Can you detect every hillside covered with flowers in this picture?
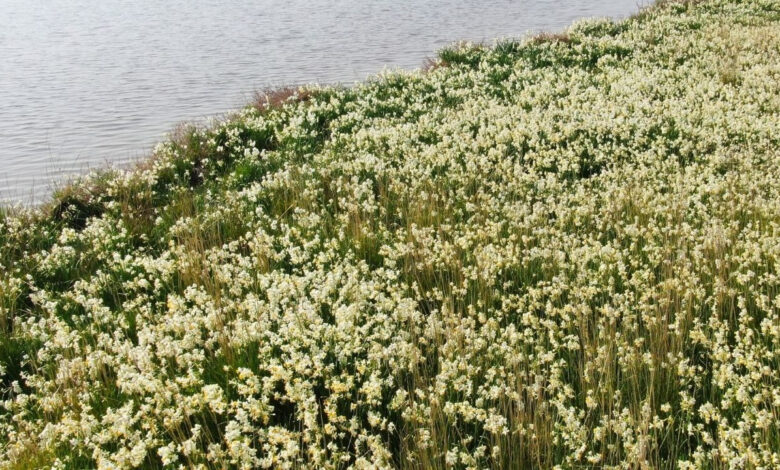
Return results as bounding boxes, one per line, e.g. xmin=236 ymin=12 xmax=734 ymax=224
xmin=1 ymin=0 xmax=779 ymax=468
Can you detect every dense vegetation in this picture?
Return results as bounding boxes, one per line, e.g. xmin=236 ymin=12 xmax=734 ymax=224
xmin=1 ymin=0 xmax=779 ymax=468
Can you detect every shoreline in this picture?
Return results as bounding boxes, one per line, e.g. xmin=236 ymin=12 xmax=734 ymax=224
xmin=0 ymin=4 xmax=653 ymax=210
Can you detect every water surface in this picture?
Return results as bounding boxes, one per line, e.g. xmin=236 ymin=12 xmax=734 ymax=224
xmin=0 ymin=0 xmax=645 ymax=204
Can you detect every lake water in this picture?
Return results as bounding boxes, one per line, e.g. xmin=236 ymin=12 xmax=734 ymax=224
xmin=0 ymin=0 xmax=645 ymax=204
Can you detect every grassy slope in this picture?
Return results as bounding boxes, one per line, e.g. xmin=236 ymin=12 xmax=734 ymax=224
xmin=1 ymin=0 xmax=780 ymax=468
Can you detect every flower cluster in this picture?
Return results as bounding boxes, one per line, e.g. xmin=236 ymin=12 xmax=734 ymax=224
xmin=1 ymin=0 xmax=779 ymax=468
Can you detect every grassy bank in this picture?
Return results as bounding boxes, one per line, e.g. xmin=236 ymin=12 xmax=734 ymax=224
xmin=2 ymin=0 xmax=780 ymax=468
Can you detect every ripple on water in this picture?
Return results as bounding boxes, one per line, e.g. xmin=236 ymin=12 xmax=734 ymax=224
xmin=0 ymin=0 xmax=647 ymax=205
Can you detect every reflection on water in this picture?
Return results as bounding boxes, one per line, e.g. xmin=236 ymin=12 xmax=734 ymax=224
xmin=0 ymin=0 xmax=644 ymax=203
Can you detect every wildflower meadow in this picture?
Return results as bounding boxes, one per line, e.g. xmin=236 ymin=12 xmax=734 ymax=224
xmin=1 ymin=0 xmax=779 ymax=468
